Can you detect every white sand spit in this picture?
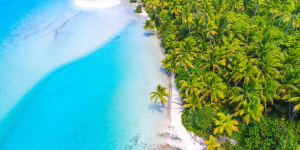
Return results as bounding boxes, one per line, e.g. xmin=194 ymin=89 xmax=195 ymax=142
xmin=73 ymin=0 xmax=121 ymax=9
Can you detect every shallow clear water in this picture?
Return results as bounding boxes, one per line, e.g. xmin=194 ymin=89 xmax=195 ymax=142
xmin=0 ymin=0 xmax=130 ymax=116
xmin=0 ymin=0 xmax=168 ymax=149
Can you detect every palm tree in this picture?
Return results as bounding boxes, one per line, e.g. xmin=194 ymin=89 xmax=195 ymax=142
xmin=230 ymin=58 xmax=259 ymax=86
xmin=162 ymin=50 xmax=178 ymax=73
xmin=234 ymin=99 xmax=264 ymax=125
xmin=256 ymin=54 xmax=281 ymax=82
xmin=170 ymin=4 xmax=182 ymax=16
xmin=150 ymin=84 xmax=170 ymax=106
xmin=145 ymin=0 xmax=158 ymax=10
xmin=179 ymin=78 xmax=200 ymax=97
xmin=142 ymin=0 xmax=300 ymax=142
xmin=204 ymin=135 xmax=220 ymax=150
xmin=199 ymin=73 xmax=227 ymax=104
xmin=183 ymin=94 xmax=203 ymax=111
xmin=229 ymin=0 xmax=245 ymax=11
xmin=144 ymin=20 xmax=156 ymax=31
xmin=260 ymin=79 xmax=280 ymax=111
xmin=229 ymin=80 xmax=262 ymax=111
xmin=181 ymin=12 xmax=194 ymax=35
xmin=199 ymin=49 xmax=227 ymax=72
xmin=278 ymin=63 xmax=299 ymax=118
xmin=175 ymin=50 xmax=195 ymax=71
xmin=289 ymin=97 xmax=300 ymax=112
xmin=213 ymin=113 xmax=239 ymax=136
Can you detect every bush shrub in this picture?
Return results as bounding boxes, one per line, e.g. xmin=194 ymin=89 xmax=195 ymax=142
xmin=194 ymin=106 xmax=216 ymax=131
xmin=182 ymin=106 xmax=216 ymax=138
xmin=241 ymin=117 xmax=299 ymax=150
xmin=135 ymin=5 xmax=142 ymax=13
xmin=221 ymin=141 xmax=244 ymax=150
xmin=130 ymin=0 xmax=137 ymax=3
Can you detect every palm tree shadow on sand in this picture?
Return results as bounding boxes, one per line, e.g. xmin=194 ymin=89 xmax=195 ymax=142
xmin=143 ymin=32 xmax=155 ymax=37
xmin=160 ymin=67 xmax=170 ymax=76
xmin=148 ymin=104 xmax=164 ymax=113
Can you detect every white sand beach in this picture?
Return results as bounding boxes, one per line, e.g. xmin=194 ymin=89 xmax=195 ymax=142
xmin=128 ymin=2 xmax=207 ymax=149
xmin=167 ymin=73 xmax=205 ymax=150
xmin=73 ymin=0 xmax=121 ymax=9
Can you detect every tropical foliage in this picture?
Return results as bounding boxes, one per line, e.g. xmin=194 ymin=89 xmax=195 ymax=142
xmin=182 ymin=106 xmax=216 ymax=138
xmin=145 ymin=0 xmax=300 ymax=148
xmin=240 ymin=117 xmax=299 ymax=150
xmin=213 ymin=113 xmax=238 ymax=136
xmin=204 ymin=135 xmax=220 ymax=150
xmin=135 ymin=5 xmax=142 ymax=13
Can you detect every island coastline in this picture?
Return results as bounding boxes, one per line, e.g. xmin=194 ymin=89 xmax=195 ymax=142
xmin=129 ymin=1 xmax=206 ymax=149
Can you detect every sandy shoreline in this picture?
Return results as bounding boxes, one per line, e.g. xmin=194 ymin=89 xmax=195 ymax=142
xmin=166 ymin=73 xmax=205 ymax=150
xmin=128 ymin=1 xmax=206 ymax=149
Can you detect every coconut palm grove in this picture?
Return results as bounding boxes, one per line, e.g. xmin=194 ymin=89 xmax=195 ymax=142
xmin=144 ymin=0 xmax=300 ymax=149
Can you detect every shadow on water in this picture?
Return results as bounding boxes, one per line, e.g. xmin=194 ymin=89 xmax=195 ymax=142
xmin=148 ymin=104 xmax=164 ymax=113
xmin=160 ymin=67 xmax=170 ymax=76
xmin=143 ymin=32 xmax=155 ymax=37
xmin=124 ymin=134 xmax=158 ymax=150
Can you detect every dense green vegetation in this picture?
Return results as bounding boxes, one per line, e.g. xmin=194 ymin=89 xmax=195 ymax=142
xmin=240 ymin=117 xmax=299 ymax=150
xmin=135 ymin=5 xmax=143 ymax=13
xmin=130 ymin=0 xmax=137 ymax=3
xmin=144 ymin=0 xmax=300 ymax=149
xmin=182 ymin=106 xmax=216 ymax=138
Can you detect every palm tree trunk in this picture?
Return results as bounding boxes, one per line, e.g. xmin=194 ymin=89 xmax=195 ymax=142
xmin=253 ymin=1 xmax=260 ymax=23
xmin=168 ymin=72 xmax=172 ymax=119
xmin=291 ymin=110 xmax=298 ymax=120
xmin=204 ymin=14 xmax=208 ymax=29
xmin=254 ymin=3 xmax=259 ymax=17
xmin=270 ymin=11 xmax=273 ymax=19
xmin=209 ymin=32 xmax=214 ymax=50
xmin=278 ymin=14 xmax=283 ymax=27
xmin=151 ymin=8 xmax=163 ymax=22
xmin=155 ymin=11 xmax=163 ymax=22
xmin=278 ymin=15 xmax=295 ymax=47
xmin=292 ymin=25 xmax=296 ymax=33
xmin=264 ymin=104 xmax=267 ymax=115
xmin=288 ymin=102 xmax=291 ymax=119
xmin=169 ymin=101 xmax=182 ymax=105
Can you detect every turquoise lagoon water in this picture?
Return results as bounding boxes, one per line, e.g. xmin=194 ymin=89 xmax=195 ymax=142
xmin=0 ymin=0 xmax=168 ymax=149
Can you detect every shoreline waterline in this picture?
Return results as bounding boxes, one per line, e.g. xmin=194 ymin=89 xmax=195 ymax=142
xmin=129 ymin=2 xmax=206 ymax=149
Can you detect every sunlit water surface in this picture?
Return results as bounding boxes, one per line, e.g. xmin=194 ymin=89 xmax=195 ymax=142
xmin=0 ymin=0 xmax=168 ymax=149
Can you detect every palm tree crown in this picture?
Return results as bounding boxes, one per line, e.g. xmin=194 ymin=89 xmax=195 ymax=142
xmin=150 ymin=84 xmax=170 ymax=106
xmin=213 ymin=113 xmax=239 ymax=136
